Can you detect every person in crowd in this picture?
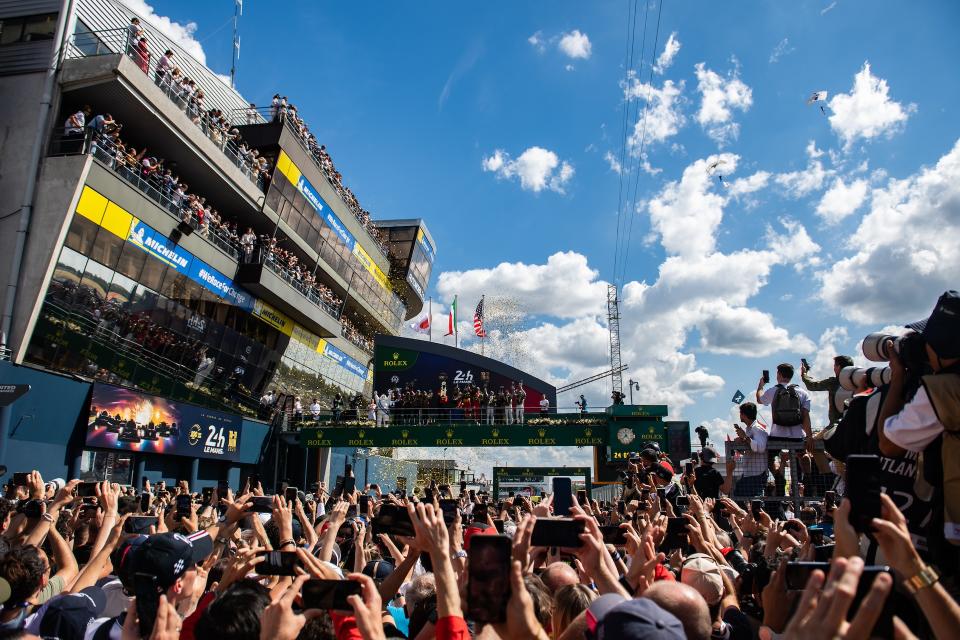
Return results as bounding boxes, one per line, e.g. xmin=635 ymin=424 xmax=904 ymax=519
xmin=576 ymin=394 xmax=587 ymax=415
xmin=539 ymin=394 xmax=550 ymax=416
xmin=155 ymin=49 xmax=174 ymax=86
xmin=689 ymin=445 xmax=724 ymax=500
xmin=695 ymin=424 xmax=709 ymax=449
xmin=757 ymin=362 xmax=813 ymax=451
xmin=376 ymin=391 xmax=391 ymax=428
xmin=724 ymin=402 xmax=770 ymax=498
xmin=62 ymin=105 xmax=90 ymax=153
xmin=801 ymin=354 xmax=854 ymax=426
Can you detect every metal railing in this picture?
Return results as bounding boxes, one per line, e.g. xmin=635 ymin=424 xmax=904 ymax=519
xmin=287 ymin=407 xmax=604 ymax=428
xmin=241 ymin=248 xmax=344 ymax=321
xmin=65 ymin=27 xmax=267 ymax=192
xmin=230 ymin=106 xmax=389 ymax=258
xmin=54 ymin=132 xmax=242 ymax=261
xmin=724 ymin=438 xmax=836 ymax=502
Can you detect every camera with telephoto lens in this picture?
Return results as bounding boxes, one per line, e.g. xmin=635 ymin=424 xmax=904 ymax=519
xmin=837 ymin=366 xmax=892 ymax=391
xmin=862 ymin=331 xmax=927 ymax=370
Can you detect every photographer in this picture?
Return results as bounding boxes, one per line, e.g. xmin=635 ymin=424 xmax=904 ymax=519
xmin=727 ymin=402 xmax=770 ymax=498
xmin=801 ymin=354 xmax=854 ymax=426
xmin=878 ymin=291 xmax=960 ymax=550
xmin=756 ymin=363 xmax=813 ymax=452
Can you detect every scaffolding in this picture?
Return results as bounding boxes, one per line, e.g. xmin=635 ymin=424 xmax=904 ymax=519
xmin=607 ymin=284 xmax=624 ymax=396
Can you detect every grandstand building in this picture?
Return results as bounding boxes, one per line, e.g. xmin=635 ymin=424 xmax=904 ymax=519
xmin=0 ymin=0 xmax=434 ymax=488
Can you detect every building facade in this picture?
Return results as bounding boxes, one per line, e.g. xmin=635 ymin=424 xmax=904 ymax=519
xmin=0 ymin=0 xmax=434 ymax=488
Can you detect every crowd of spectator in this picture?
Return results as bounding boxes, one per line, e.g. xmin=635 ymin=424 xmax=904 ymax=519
xmin=367 ymin=383 xmax=532 ymax=427
xmin=122 ymin=18 xmax=272 ymax=189
xmin=255 ymin=236 xmax=345 ymax=314
xmin=341 ymin=315 xmax=375 ymax=353
xmin=268 ymin=95 xmax=390 ymax=255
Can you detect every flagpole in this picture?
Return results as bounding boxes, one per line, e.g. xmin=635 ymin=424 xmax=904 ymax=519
xmin=429 ymin=297 xmax=433 ymax=342
xmin=454 ymin=295 xmax=459 ymax=349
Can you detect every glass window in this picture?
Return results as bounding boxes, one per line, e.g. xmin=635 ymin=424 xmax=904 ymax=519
xmin=88 ymin=227 xmax=125 ymax=271
xmin=79 ymin=259 xmax=115 ymax=304
xmin=115 ymin=240 xmax=147 ymax=282
xmin=22 ymin=14 xmax=56 ymax=41
xmin=139 ymin=256 xmax=167 ymax=292
xmin=65 ymin=215 xmax=99 ymax=255
xmin=107 ymin=271 xmax=137 ymax=306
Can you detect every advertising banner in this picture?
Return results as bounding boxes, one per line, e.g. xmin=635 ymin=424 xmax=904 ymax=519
xmin=86 ymin=383 xmax=242 ymax=461
xmin=607 ymin=420 xmax=668 ymax=462
xmin=300 ymin=423 xmax=607 ymax=448
xmin=416 ymin=228 xmax=435 ymax=263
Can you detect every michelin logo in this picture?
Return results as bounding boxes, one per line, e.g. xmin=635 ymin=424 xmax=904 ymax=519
xmin=144 ymin=235 xmax=189 ymax=269
xmin=297 ymin=177 xmax=325 ymax=213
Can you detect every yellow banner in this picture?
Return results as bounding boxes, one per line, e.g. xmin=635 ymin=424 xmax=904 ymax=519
xmin=252 ymin=300 xmax=294 ymax=336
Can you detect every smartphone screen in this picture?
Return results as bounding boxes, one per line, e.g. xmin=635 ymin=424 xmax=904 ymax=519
xmin=139 ymin=493 xmax=150 ymax=512
xmin=600 ymin=525 xmax=628 ymax=546
xmin=251 ymin=496 xmax=274 ymax=513
xmin=342 ymin=476 xmax=356 ymax=496
xmin=824 ymin=491 xmax=836 ymax=508
xmin=439 ymin=499 xmax=458 ymax=526
xmin=302 ymin=579 xmax=362 ymax=611
xmin=12 ymin=472 xmax=30 ymax=487
xmin=359 ymin=496 xmax=370 ymax=513
xmin=576 ymin=489 xmax=587 ymax=505
xmin=785 ymin=562 xmax=829 ymax=591
xmin=814 ymin=544 xmax=836 ymax=562
xmin=530 ymin=518 xmax=585 ymax=548
xmin=663 ymin=517 xmax=688 ymax=551
xmin=467 ymin=535 xmax=512 ymax=624
xmin=684 ymin=462 xmax=694 ymax=475
xmin=552 ymin=477 xmax=573 ymax=516
xmin=762 ymin=370 xmax=770 ymax=384
xmin=676 ymin=495 xmax=690 ymax=507
xmin=218 ymin=480 xmax=229 ymax=496
xmin=202 ymin=487 xmax=213 ymax=504
xmin=285 ymin=487 xmax=299 ymax=504
xmin=256 ymin=550 xmax=301 ymax=576
xmin=124 ymin=516 xmax=158 ymax=534
xmin=751 ymin=500 xmax=763 ymax=519
xmin=493 ymin=518 xmax=505 ymax=533
xmin=372 ymin=504 xmax=415 ymax=538
xmin=77 ymin=481 xmax=98 ymax=497
xmin=656 ymin=488 xmax=667 ymax=502
xmin=845 ymin=455 xmax=881 ymax=532
xmin=175 ymin=494 xmax=191 ymax=519
xmin=617 ymin=500 xmax=626 ymax=515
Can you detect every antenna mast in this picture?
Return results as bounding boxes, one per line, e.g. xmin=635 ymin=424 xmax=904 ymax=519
xmin=230 ymin=0 xmax=242 ymax=88
xmin=607 ymin=284 xmax=624 ymax=397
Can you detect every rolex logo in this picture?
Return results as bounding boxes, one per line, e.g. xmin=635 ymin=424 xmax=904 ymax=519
xmin=402 ymin=429 xmax=409 ymax=438
xmin=446 ymin=428 xmax=454 ymax=438
xmin=648 ymin=426 xmax=655 ymax=434
xmin=358 ymin=430 xmax=366 ymax=438
xmin=538 ymin=428 xmax=546 ymax=437
xmin=392 ymin=352 xmax=399 ymax=360
xmin=317 ymin=431 xmax=323 ymax=439
xmin=491 ymin=428 xmax=500 ymax=437
xmin=584 ymin=428 xmax=592 ymax=437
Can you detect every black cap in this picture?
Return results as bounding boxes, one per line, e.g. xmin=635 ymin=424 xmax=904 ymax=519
xmin=587 ymin=596 xmax=685 ymax=640
xmin=131 ymin=532 xmax=213 ymax=590
xmin=362 ymin=559 xmax=395 ymax=582
xmin=906 ymin=290 xmax=960 ymax=358
xmin=37 ymin=587 xmax=106 ymax=640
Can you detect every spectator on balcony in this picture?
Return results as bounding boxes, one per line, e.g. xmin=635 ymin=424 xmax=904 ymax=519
xmin=240 ymin=227 xmax=256 ymax=261
xmin=310 ymin=398 xmax=322 ymax=422
xmin=134 ymin=37 xmax=150 ymax=74
xmin=246 ymin=103 xmax=258 ymax=124
xmin=126 ymin=17 xmax=143 ymax=56
xmin=62 ymin=105 xmax=90 ymax=153
xmin=155 ymin=49 xmax=173 ymax=86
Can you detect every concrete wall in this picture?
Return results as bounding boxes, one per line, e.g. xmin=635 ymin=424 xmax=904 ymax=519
xmin=10 ymin=154 xmax=91 ymax=361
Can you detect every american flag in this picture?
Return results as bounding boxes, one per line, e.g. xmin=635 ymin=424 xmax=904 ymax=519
xmin=473 ymin=299 xmax=487 ymax=337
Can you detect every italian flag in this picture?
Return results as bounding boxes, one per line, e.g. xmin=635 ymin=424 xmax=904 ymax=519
xmin=445 ymin=296 xmax=457 ymax=336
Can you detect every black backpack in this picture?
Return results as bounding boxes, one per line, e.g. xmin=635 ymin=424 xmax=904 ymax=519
xmin=772 ymin=384 xmax=803 ymax=426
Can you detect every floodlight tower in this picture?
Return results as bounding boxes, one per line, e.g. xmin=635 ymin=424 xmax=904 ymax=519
xmin=607 ymin=284 xmax=624 ymax=397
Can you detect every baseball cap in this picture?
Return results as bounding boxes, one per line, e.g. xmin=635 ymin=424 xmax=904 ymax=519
xmin=586 ymin=594 xmax=685 ymax=640
xmin=653 ymin=461 xmax=674 ymax=482
xmin=112 ymin=535 xmax=148 ymax=590
xmin=362 ymin=560 xmax=395 ymax=583
xmin=463 ymin=523 xmax=494 ymax=551
xmin=34 ymin=586 xmax=106 ymax=640
xmin=906 ymin=290 xmax=960 ymax=358
xmin=699 ymin=446 xmax=718 ymax=464
xmin=681 ymin=553 xmax=724 ymax=605
xmin=130 ymin=532 xmax=213 ymax=590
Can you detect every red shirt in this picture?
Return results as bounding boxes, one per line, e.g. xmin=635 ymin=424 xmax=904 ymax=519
xmin=436 ymin=616 xmax=471 ymax=640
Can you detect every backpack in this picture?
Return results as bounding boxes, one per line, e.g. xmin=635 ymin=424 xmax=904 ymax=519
xmin=772 ymin=384 xmax=803 ymax=426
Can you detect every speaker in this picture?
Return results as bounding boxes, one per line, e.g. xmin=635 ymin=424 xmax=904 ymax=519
xmin=177 ymin=220 xmax=194 ymax=236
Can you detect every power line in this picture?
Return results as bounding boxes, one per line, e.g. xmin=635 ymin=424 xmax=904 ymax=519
xmin=619 ymin=0 xmax=665 ymax=288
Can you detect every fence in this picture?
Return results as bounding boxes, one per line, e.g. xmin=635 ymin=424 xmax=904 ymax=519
xmin=723 ymin=438 xmax=836 ymax=502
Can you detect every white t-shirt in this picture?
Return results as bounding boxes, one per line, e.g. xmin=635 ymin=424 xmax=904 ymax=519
xmin=310 ymin=402 xmax=322 ymax=416
xmin=539 ymin=398 xmax=550 ymax=411
xmin=883 ymin=386 xmax=943 ymax=453
xmin=759 ymin=384 xmax=811 ymax=438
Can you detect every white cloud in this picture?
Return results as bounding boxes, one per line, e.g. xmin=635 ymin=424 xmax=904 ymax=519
xmin=821 ymin=1 xmax=838 ymax=15
xmin=768 ymin=38 xmax=795 ymax=64
xmin=558 ymin=30 xmax=592 ymax=59
xmin=816 ymin=177 xmax=869 ymax=224
xmin=436 ymin=251 xmax=607 ymax=320
xmin=697 ymin=303 xmax=815 ymax=356
xmin=528 ymin=30 xmax=546 ymax=53
xmin=774 ymin=140 xmax=833 ymax=197
xmin=728 ymin=170 xmax=771 ymax=197
xmin=481 ymin=147 xmax=575 ymax=194
xmin=828 ymin=62 xmax=915 ymax=149
xmin=654 ymin=32 xmax=681 ymax=74
xmin=565 ymin=64 xmax=575 ymax=72
xmin=694 ymin=62 xmax=753 ymax=145
xmin=120 ymin=0 xmax=208 ymax=64
xmin=647 ymin=154 xmax=737 ymax=257
xmin=677 ymin=370 xmax=725 ymax=395
xmin=819 ymin=137 xmax=960 ymax=323
xmin=604 ymin=151 xmax=622 ymax=174
xmin=624 ymin=76 xmax=687 ymax=148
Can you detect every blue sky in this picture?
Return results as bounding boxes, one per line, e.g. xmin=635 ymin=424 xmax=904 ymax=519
xmin=133 ymin=0 xmax=960 ymax=472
